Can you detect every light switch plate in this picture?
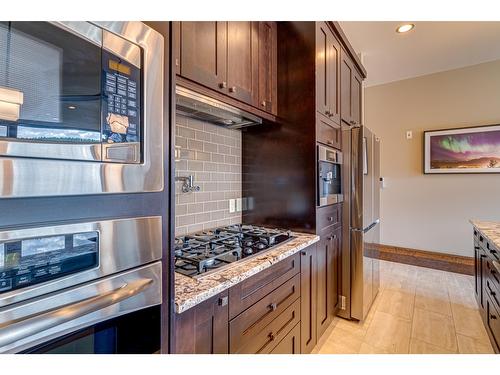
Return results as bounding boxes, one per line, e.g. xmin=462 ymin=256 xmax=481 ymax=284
xmin=229 ymin=199 xmax=236 ymax=213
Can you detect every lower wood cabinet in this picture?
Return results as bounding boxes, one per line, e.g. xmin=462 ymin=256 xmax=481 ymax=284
xmin=174 ymin=238 xmax=343 ymax=354
xmin=173 ymin=291 xmax=229 ymax=354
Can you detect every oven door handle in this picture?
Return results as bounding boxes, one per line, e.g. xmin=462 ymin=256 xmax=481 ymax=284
xmin=0 ymin=278 xmax=153 ymax=349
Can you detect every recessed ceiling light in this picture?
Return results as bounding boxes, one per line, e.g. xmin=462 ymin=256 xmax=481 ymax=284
xmin=396 ymin=24 xmax=415 ymax=33
xmin=68 ymin=105 xmax=77 ymax=110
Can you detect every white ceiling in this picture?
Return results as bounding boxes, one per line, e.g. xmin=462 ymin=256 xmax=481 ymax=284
xmin=339 ymin=21 xmax=500 ymax=87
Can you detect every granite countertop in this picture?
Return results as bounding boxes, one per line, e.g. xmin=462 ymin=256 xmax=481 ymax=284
xmin=470 ymin=220 xmax=500 ymax=249
xmin=174 ymin=232 xmax=320 ymax=314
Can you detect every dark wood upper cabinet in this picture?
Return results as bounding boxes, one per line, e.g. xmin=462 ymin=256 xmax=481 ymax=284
xmin=174 ymin=291 xmax=229 ymax=354
xmin=257 ymin=21 xmax=278 ymax=115
xmin=341 ymin=47 xmax=363 ymax=126
xmin=226 ymin=21 xmax=257 ymax=105
xmin=300 ymin=243 xmax=318 ymax=354
xmin=178 ymin=21 xmax=227 ymax=92
xmin=175 ymin=21 xmax=277 ymax=116
xmin=340 ymin=48 xmax=353 ymax=125
xmin=316 ymin=22 xmax=340 ymax=127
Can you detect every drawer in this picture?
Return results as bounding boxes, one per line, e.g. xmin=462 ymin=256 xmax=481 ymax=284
xmin=486 ymin=257 xmax=500 ymax=295
xmin=486 ymin=277 xmax=500 ymax=312
xmin=316 ymin=203 xmax=342 ymax=232
xmin=477 ymin=233 xmax=499 ymax=261
xmin=486 ymin=291 xmax=500 ymax=352
xmin=269 ymin=322 xmax=301 ymax=354
xmin=317 ymin=116 xmax=341 ymax=150
xmin=229 ymin=252 xmax=300 ymax=319
xmin=229 ymin=274 xmax=301 ymax=353
xmin=231 ymin=298 xmax=301 ymax=354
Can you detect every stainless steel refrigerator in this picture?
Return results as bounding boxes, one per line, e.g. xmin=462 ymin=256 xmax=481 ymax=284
xmin=339 ymin=124 xmax=381 ymax=321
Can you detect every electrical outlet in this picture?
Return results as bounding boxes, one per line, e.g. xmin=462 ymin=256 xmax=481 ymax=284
xmin=229 ymin=199 xmax=236 ymax=213
xmin=236 ymin=198 xmax=242 ymax=212
xmin=406 ymin=130 xmax=413 ymax=140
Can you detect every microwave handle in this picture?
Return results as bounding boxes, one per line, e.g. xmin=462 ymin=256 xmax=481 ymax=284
xmin=0 ymin=278 xmax=152 ymax=349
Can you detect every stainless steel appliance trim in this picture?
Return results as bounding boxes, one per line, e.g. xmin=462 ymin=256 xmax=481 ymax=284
xmin=0 ymin=216 xmax=162 ymax=308
xmin=0 ymin=21 xmax=164 ymax=197
xmin=0 ymin=141 xmax=102 ymax=162
xmin=0 ymin=261 xmax=162 ymax=354
xmin=176 ymin=85 xmax=262 ymax=129
xmin=102 ymin=29 xmax=141 ymax=68
xmin=102 ymin=142 xmax=140 ymax=163
xmin=0 ymin=278 xmax=152 ymax=349
xmin=51 ymin=21 xmax=103 ymax=47
xmin=318 ymin=144 xmax=343 ymax=164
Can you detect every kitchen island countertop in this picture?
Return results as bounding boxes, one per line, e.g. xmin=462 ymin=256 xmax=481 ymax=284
xmin=470 ymin=220 xmax=500 ymax=250
xmin=174 ymin=232 xmax=320 ymax=314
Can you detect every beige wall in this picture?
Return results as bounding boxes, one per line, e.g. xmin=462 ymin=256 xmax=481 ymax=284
xmin=365 ymin=59 xmax=500 ymax=257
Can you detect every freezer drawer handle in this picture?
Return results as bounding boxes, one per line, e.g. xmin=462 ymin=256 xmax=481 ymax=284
xmin=0 ymin=278 xmax=153 ymax=349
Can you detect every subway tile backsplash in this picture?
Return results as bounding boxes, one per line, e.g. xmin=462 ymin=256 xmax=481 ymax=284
xmin=175 ymin=115 xmax=242 ymax=236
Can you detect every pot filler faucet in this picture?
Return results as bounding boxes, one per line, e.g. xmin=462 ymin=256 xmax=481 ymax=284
xmin=175 ymin=175 xmax=201 ymax=193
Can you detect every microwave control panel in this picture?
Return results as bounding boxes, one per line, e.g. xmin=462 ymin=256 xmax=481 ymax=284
xmin=0 ymin=232 xmax=99 ymax=294
xmin=102 ymin=49 xmax=141 ymax=144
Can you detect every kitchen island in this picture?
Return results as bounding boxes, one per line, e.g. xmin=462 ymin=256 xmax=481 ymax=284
xmin=471 ymin=220 xmax=500 ymax=353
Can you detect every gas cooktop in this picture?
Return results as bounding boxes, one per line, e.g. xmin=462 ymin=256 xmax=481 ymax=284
xmin=174 ymin=224 xmax=294 ymax=277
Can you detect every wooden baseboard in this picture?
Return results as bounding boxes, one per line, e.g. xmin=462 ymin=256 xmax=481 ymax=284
xmin=365 ymin=244 xmax=474 ymax=275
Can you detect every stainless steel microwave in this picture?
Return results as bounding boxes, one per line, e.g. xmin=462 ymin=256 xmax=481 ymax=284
xmin=0 ymin=22 xmax=164 ymax=197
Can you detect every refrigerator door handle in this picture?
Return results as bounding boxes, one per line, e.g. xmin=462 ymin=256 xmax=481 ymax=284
xmin=351 ymin=219 xmax=380 ymax=234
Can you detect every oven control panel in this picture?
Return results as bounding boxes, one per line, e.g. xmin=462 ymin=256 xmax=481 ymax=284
xmin=0 ymin=232 xmax=98 ymax=294
xmin=102 ymin=49 xmax=141 ymax=145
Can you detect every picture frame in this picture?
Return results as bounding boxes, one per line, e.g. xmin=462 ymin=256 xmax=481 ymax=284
xmin=424 ymin=124 xmax=500 ymax=174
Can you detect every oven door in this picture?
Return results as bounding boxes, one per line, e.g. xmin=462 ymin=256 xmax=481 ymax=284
xmin=0 ymin=261 xmax=161 ymax=354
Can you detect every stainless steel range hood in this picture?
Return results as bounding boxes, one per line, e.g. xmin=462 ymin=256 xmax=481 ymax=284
xmin=176 ymin=86 xmax=262 ymax=129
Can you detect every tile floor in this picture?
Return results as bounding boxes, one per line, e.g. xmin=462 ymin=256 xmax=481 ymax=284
xmin=312 ymin=260 xmax=495 ymax=354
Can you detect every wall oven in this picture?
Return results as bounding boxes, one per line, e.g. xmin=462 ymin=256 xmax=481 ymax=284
xmin=0 ymin=21 xmax=164 ymax=198
xmin=318 ymin=144 xmax=343 ymax=207
xmin=0 ymin=216 xmax=162 ymax=354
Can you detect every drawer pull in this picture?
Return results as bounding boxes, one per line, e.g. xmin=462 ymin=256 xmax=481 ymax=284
xmin=269 ymin=332 xmax=276 ymax=341
xmin=301 ymin=251 xmax=306 ymax=256
xmin=328 ymin=216 xmax=334 ymax=222
xmin=219 ymin=81 xmax=227 ymax=89
xmin=475 ymin=246 xmax=480 ymax=250
xmin=229 ymin=86 xmax=237 ymax=93
xmin=491 ymin=314 xmax=497 ymax=320
xmin=481 ymin=254 xmax=487 ymax=258
xmin=491 ymin=249 xmax=497 ymax=255
xmin=269 ymin=302 xmax=277 ymax=311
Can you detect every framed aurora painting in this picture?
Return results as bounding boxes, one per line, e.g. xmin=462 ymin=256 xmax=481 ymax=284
xmin=424 ymin=124 xmax=500 ymax=174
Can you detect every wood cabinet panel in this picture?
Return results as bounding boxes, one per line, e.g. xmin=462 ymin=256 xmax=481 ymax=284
xmin=226 ymin=21 xmax=257 ymax=104
xmin=352 ymin=69 xmax=362 ymax=126
xmin=486 ymin=291 xmax=500 ymax=351
xmin=174 ymin=291 xmax=229 ymax=354
xmin=300 ymin=243 xmax=318 ymax=354
xmin=229 ymin=275 xmax=301 ymax=353
xmin=257 ymin=21 xmax=278 ymax=115
xmin=340 ymin=48 xmax=353 ymax=125
xmin=316 ymin=115 xmax=341 ymax=149
xmin=270 ymin=323 xmax=301 ymax=354
xmin=179 ymin=21 xmax=227 ymax=91
xmin=229 ymin=252 xmax=300 ymax=319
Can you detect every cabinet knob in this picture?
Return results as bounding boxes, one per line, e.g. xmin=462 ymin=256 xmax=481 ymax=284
xmin=491 ymin=314 xmax=497 ymax=320
xmin=269 ymin=302 xmax=277 ymax=311
xmin=325 ymin=110 xmax=331 ymax=116
xmin=229 ymin=86 xmax=237 ymax=93
xmin=491 ymin=249 xmax=497 ymax=254
xmin=350 ymin=120 xmax=356 ymax=125
xmin=474 ymin=246 xmax=480 ymax=250
xmin=219 ymin=82 xmax=227 ymax=89
xmin=301 ymin=251 xmax=307 ymax=256
xmin=269 ymin=332 xmax=276 ymax=341
xmin=261 ymin=100 xmax=266 ymax=107
xmin=328 ymin=216 xmax=334 ymax=222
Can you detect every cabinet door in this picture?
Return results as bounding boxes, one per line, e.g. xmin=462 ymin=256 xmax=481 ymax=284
xmin=174 ymin=291 xmax=229 ymax=354
xmin=352 ymin=68 xmax=363 ymax=126
xmin=330 ymin=226 xmax=342 ymax=314
xmin=340 ymin=48 xmax=353 ymax=125
xmin=300 ymin=243 xmax=318 ymax=354
xmin=479 ymin=247 xmax=487 ymax=312
xmin=226 ymin=21 xmax=258 ymax=105
xmin=475 ymin=241 xmax=482 ymax=304
xmin=257 ymin=21 xmax=277 ymax=115
xmin=316 ymin=22 xmax=330 ymax=121
xmin=327 ymin=30 xmax=341 ymax=125
xmin=179 ymin=21 xmax=227 ymax=92
xmin=316 ymin=233 xmax=334 ymax=338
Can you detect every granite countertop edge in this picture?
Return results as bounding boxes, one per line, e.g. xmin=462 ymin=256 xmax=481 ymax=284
xmin=470 ymin=219 xmax=500 ymax=249
xmin=174 ymin=232 xmax=320 ymax=314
